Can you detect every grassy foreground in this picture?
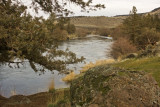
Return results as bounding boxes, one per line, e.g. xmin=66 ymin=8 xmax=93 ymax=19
xmin=0 ymin=88 xmax=71 ymax=107
xmin=113 ymin=57 xmax=160 ymax=86
xmin=1 ymin=57 xmax=159 ymax=107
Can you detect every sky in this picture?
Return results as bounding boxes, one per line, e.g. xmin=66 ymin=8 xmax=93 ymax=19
xmin=72 ymin=0 xmax=160 ymax=16
xmin=23 ymin=0 xmax=160 ymax=18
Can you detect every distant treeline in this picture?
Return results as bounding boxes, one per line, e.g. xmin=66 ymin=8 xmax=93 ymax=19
xmin=111 ymin=6 xmax=160 ymax=59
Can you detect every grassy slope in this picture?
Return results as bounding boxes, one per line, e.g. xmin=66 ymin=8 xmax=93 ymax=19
xmin=70 ymin=16 xmax=125 ymax=29
xmin=113 ymin=57 xmax=160 ymax=86
xmin=70 ymin=7 xmax=160 ymax=29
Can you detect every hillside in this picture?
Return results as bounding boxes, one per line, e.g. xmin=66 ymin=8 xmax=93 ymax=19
xmin=149 ymin=7 xmax=160 ymax=16
xmin=70 ymin=7 xmax=160 ymax=29
xmin=70 ymin=16 xmax=125 ymax=29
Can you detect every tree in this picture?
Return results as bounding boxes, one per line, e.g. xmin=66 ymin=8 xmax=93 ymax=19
xmin=123 ymin=6 xmax=142 ymax=43
xmin=123 ymin=6 xmax=160 ymax=50
xmin=0 ymin=0 xmax=105 ymax=73
xmin=66 ymin=22 xmax=76 ymax=34
xmin=136 ymin=28 xmax=160 ymax=49
xmin=154 ymin=15 xmax=160 ymax=31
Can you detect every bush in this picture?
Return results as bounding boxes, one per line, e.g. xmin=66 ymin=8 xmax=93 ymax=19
xmin=111 ymin=37 xmax=137 ymax=59
xmin=53 ymin=28 xmax=68 ymax=41
xmin=75 ymin=28 xmax=91 ymax=37
xmin=65 ymin=23 xmax=76 ymax=34
xmin=136 ymin=28 xmax=160 ymax=49
xmin=111 ymin=25 xmax=127 ymax=40
xmin=97 ymin=27 xmax=110 ymax=36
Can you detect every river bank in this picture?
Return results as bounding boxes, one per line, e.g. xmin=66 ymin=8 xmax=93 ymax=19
xmin=0 ymin=88 xmax=70 ymax=107
xmin=1 ymin=56 xmax=160 ymax=107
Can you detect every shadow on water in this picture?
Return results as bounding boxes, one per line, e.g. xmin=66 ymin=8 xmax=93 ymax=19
xmin=0 ymin=35 xmax=113 ymax=97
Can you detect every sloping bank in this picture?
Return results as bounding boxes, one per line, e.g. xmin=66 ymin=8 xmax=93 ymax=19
xmin=70 ymin=57 xmax=160 ymax=107
xmin=1 ymin=57 xmax=160 ymax=107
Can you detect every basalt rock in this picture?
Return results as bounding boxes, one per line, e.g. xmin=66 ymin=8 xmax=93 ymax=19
xmin=155 ymin=41 xmax=160 ymax=57
xmin=70 ymin=66 xmax=160 ymax=107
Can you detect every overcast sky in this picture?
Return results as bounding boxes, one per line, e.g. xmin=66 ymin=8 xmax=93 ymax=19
xmin=24 ymin=0 xmax=160 ymax=18
xmin=72 ymin=0 xmax=160 ymax=16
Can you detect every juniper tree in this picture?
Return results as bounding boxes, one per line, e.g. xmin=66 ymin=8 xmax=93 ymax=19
xmin=0 ymin=0 xmax=105 ymax=73
xmin=123 ymin=6 xmax=142 ymax=43
xmin=123 ymin=6 xmax=160 ymax=49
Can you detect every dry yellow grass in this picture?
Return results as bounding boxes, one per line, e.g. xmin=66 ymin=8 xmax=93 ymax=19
xmin=70 ymin=16 xmax=124 ymax=28
xmin=62 ymin=59 xmax=115 ymax=82
xmin=62 ymin=71 xmax=77 ymax=82
xmin=10 ymin=90 xmax=16 ymax=96
xmin=80 ymin=59 xmax=115 ymax=73
xmin=48 ymin=79 xmax=55 ymax=91
xmin=67 ymin=34 xmax=78 ymax=39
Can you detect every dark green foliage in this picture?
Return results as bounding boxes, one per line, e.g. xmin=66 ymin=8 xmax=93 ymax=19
xmin=0 ymin=0 xmax=104 ymax=73
xmin=136 ymin=28 xmax=160 ymax=49
xmin=65 ymin=22 xmax=76 ymax=34
xmin=123 ymin=6 xmax=160 ymax=49
xmin=0 ymin=0 xmax=85 ymax=73
xmin=123 ymin=6 xmax=142 ymax=43
xmin=29 ymin=0 xmax=105 ymax=16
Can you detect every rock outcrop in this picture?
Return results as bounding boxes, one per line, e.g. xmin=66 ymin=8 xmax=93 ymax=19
xmin=70 ymin=66 xmax=160 ymax=107
xmin=155 ymin=41 xmax=160 ymax=57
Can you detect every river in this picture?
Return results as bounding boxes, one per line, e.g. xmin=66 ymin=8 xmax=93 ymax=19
xmin=0 ymin=35 xmax=113 ymax=98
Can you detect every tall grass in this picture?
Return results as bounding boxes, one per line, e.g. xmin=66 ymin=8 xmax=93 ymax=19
xmin=48 ymin=79 xmax=55 ymax=93
xmin=62 ymin=71 xmax=77 ymax=82
xmin=67 ymin=34 xmax=78 ymax=39
xmin=10 ymin=90 xmax=16 ymax=96
xmin=48 ymin=79 xmax=70 ymax=106
xmin=47 ymin=88 xmax=70 ymax=107
xmin=80 ymin=59 xmax=115 ymax=73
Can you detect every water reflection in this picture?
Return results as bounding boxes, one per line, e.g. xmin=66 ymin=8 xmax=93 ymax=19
xmin=0 ymin=35 xmax=112 ymax=97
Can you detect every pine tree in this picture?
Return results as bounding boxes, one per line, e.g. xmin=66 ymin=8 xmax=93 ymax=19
xmin=123 ymin=6 xmax=142 ymax=43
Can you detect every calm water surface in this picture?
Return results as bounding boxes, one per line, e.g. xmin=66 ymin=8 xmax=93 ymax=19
xmin=0 ymin=35 xmax=113 ymax=97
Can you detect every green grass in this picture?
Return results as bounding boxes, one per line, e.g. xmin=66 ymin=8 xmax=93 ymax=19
xmin=113 ymin=57 xmax=160 ymax=86
xmin=47 ymin=88 xmax=71 ymax=107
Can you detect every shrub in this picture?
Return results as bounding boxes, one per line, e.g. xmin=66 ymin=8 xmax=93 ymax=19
xmin=53 ymin=28 xmax=68 ymax=41
xmin=67 ymin=34 xmax=78 ymax=39
xmin=136 ymin=28 xmax=160 ymax=49
xmin=97 ymin=27 xmax=110 ymax=36
xmin=65 ymin=23 xmax=76 ymax=34
xmin=75 ymin=28 xmax=91 ymax=37
xmin=111 ymin=37 xmax=137 ymax=59
xmin=48 ymin=103 xmax=54 ymax=107
xmin=111 ymin=25 xmax=126 ymax=40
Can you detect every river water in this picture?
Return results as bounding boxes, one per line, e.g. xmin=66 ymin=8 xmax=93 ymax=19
xmin=0 ymin=35 xmax=113 ymax=98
